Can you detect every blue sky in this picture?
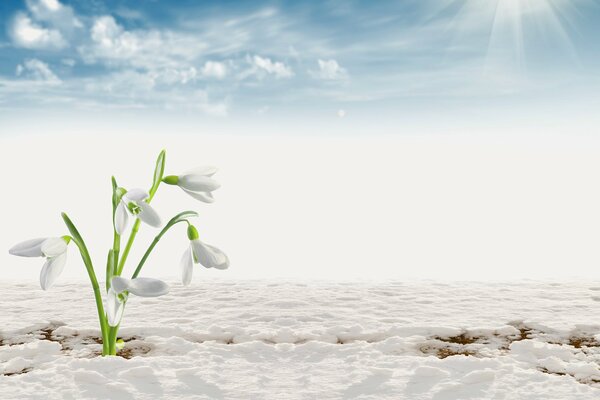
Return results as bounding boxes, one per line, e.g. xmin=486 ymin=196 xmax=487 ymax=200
xmin=0 ymin=0 xmax=599 ymax=133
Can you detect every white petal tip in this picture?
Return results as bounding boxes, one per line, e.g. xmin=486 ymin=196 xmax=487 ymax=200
xmin=9 ymin=238 xmax=47 ymax=257
xmin=111 ymin=276 xmax=131 ymax=294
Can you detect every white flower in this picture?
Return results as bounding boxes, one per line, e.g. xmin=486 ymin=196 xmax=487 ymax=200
xmin=106 ymin=288 xmax=125 ymax=327
xmin=111 ymin=276 xmax=170 ymax=297
xmin=164 ymin=167 xmax=220 ymax=203
xmin=9 ymin=237 xmax=69 ymax=290
xmin=106 ymin=276 xmax=169 ymax=327
xmin=180 ymin=225 xmax=229 ymax=286
xmin=114 ymin=188 xmax=162 ymax=234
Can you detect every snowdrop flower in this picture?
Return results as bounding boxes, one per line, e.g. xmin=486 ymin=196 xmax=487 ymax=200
xmin=114 ymin=188 xmax=162 ymax=234
xmin=162 ymin=166 xmax=220 ymax=203
xmin=105 ymin=276 xmax=169 ymax=327
xmin=180 ymin=225 xmax=229 ymax=286
xmin=9 ymin=237 xmax=70 ymax=290
xmin=106 ymin=288 xmax=125 ymax=327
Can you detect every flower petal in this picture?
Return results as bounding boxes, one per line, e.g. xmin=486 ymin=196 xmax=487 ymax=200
xmin=136 ymin=201 xmax=162 ymax=227
xmin=181 ymin=188 xmax=215 ymax=203
xmin=39 ymin=252 xmax=67 ymax=290
xmin=111 ymin=276 xmax=131 ymax=294
xmin=178 ymin=175 xmax=221 ymax=192
xmin=180 ymin=246 xmax=194 ymax=286
xmin=127 ymin=277 xmax=169 ymax=297
xmin=41 ymin=237 xmax=68 ymax=257
xmin=190 ymin=240 xmax=229 ymax=270
xmin=106 ymin=288 xmax=125 ymax=327
xmin=125 ymin=188 xmax=149 ymax=202
xmin=9 ymin=238 xmax=47 ymax=257
xmin=184 ymin=166 xmax=218 ymax=177
xmin=114 ymin=201 xmax=129 ymax=235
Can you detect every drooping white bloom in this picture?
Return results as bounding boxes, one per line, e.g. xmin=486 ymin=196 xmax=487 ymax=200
xmin=164 ymin=167 xmax=220 ymax=203
xmin=190 ymin=239 xmax=229 ymax=270
xmin=180 ymin=225 xmax=229 ymax=286
xmin=114 ymin=188 xmax=162 ymax=234
xmin=9 ymin=237 xmax=69 ymax=290
xmin=106 ymin=288 xmax=125 ymax=327
xmin=111 ymin=276 xmax=170 ymax=297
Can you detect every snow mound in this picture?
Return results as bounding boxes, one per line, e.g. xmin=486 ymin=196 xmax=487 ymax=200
xmin=1 ymin=280 xmax=600 ymax=399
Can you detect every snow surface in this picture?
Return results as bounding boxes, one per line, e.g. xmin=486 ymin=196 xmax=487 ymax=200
xmin=2 ymin=279 xmax=600 ymax=399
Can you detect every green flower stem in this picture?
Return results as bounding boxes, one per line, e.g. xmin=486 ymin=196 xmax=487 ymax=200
xmin=112 ymin=235 xmax=120 ymax=277
xmin=131 ymin=211 xmax=198 ymax=279
xmin=105 ymin=250 xmax=114 ymax=292
xmin=116 ymin=219 xmax=140 ymax=276
xmin=61 ymin=213 xmax=109 ymax=355
xmin=107 ymin=323 xmax=120 ymax=355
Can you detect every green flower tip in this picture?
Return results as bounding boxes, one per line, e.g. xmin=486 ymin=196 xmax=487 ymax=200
xmin=61 ymin=235 xmax=71 ymax=245
xmin=162 ymin=175 xmax=179 ymax=185
xmin=187 ymin=224 xmax=199 ymax=241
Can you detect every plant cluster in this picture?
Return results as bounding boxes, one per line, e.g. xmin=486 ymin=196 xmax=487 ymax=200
xmin=9 ymin=150 xmax=229 ymax=356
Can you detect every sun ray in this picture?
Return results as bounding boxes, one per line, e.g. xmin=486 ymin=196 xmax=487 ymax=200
xmin=428 ymin=0 xmax=583 ymax=80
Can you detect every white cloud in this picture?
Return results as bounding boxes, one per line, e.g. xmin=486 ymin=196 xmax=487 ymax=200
xmin=152 ymin=67 xmax=198 ymax=85
xmin=251 ymin=55 xmax=294 ymax=78
xmin=78 ymin=70 xmax=227 ymax=115
xmin=15 ymin=59 xmax=61 ymax=84
xmin=25 ymin=0 xmax=82 ymax=31
xmin=202 ymin=61 xmax=227 ymax=79
xmin=312 ymin=59 xmax=348 ymax=80
xmin=10 ymin=12 xmax=67 ymax=49
xmin=82 ymin=16 xmax=206 ymax=69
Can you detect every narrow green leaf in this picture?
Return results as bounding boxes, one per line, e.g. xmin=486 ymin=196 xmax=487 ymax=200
xmin=149 ymin=149 xmax=166 ymax=200
xmin=111 ymin=176 xmax=119 ymax=209
xmin=62 ymin=212 xmax=86 ymax=245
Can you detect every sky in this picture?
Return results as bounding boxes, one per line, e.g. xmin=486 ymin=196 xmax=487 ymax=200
xmin=2 ymin=1 xmax=600 ymax=283
xmin=0 ymin=0 xmax=599 ymax=132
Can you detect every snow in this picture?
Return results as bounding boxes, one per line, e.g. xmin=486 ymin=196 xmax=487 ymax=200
xmin=1 ymin=279 xmax=600 ymax=399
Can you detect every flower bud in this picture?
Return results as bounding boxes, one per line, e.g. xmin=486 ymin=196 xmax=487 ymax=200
xmin=187 ymin=224 xmax=199 ymax=241
xmin=162 ymin=175 xmax=179 ymax=185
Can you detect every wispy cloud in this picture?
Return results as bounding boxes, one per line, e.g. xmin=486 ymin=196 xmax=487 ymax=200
xmin=248 ymin=55 xmax=294 ymax=79
xmin=310 ymin=59 xmax=348 ymax=80
xmin=16 ymin=58 xmax=61 ymax=83
xmin=0 ymin=0 xmax=597 ymax=119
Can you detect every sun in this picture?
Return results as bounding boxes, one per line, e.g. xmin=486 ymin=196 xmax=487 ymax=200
xmin=432 ymin=0 xmax=580 ymax=73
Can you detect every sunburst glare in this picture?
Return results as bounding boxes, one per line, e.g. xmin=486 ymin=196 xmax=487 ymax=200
xmin=427 ymin=0 xmax=583 ymax=79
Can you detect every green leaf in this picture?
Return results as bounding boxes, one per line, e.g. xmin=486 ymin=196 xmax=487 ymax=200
xmin=111 ymin=176 xmax=119 ymax=209
xmin=62 ymin=212 xmax=86 ymax=246
xmin=149 ymin=149 xmax=166 ymax=200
